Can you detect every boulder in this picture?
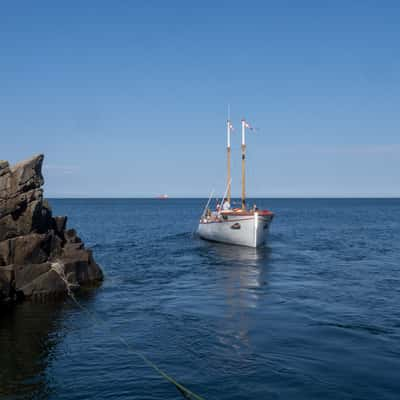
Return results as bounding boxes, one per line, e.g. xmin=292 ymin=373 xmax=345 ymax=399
xmin=14 ymin=262 xmax=51 ymax=291
xmin=0 ymin=155 xmax=103 ymax=306
xmin=18 ymin=268 xmax=67 ymax=298
xmin=62 ymin=248 xmax=103 ymax=284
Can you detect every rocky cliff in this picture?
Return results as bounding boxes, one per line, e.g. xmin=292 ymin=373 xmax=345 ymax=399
xmin=0 ymin=155 xmax=103 ymax=305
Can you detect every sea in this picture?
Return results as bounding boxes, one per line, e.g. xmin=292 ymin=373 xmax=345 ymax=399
xmin=1 ymin=198 xmax=400 ymax=400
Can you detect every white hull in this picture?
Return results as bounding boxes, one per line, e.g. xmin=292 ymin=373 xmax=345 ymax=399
xmin=197 ymin=212 xmax=273 ymax=248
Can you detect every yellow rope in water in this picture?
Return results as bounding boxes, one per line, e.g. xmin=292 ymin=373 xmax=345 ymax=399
xmin=50 ymin=263 xmax=206 ymax=400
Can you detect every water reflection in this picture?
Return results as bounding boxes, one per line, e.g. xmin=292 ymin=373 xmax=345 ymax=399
xmin=209 ymin=241 xmax=270 ymax=266
xmin=0 ymin=302 xmax=65 ymax=399
xmin=200 ymin=241 xmax=272 ymax=351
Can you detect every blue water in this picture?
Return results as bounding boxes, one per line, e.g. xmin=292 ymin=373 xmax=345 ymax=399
xmin=1 ymin=199 xmax=400 ymax=399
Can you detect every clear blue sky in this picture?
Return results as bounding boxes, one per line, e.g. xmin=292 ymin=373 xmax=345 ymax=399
xmin=1 ymin=0 xmax=399 ymax=197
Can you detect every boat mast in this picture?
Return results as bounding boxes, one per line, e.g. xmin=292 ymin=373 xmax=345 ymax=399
xmin=241 ymin=119 xmax=247 ymax=209
xmin=226 ymin=118 xmax=232 ymax=204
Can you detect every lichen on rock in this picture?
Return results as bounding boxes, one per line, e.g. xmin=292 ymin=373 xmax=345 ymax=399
xmin=0 ymin=155 xmax=103 ymax=305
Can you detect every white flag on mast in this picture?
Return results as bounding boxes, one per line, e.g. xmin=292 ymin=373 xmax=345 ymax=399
xmin=245 ymin=121 xmax=258 ymax=131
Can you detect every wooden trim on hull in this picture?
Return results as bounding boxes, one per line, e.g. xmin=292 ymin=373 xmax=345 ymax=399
xmin=199 ymin=217 xmax=255 ymax=225
xmin=220 ymin=209 xmax=274 ymax=217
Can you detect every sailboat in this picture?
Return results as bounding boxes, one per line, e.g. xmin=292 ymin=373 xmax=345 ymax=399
xmin=197 ymin=118 xmax=274 ymax=248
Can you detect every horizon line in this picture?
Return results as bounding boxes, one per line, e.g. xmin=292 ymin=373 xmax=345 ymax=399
xmin=46 ymin=195 xmax=400 ymax=199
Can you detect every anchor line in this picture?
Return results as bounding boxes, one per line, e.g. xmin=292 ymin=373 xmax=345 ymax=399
xmin=50 ymin=263 xmax=206 ymax=400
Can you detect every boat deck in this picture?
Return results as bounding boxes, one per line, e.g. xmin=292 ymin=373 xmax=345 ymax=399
xmin=200 ymin=209 xmax=274 ymax=225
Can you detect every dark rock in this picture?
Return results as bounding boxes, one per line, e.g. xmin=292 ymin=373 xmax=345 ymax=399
xmin=53 ymin=216 xmax=67 ymax=237
xmin=0 ymin=265 xmax=15 ymax=303
xmin=0 ymin=199 xmax=43 ymax=241
xmin=0 ymin=160 xmax=10 ymax=178
xmin=0 ymin=233 xmax=50 ymax=265
xmin=14 ymin=263 xmax=51 ymax=292
xmin=47 ymin=231 xmax=63 ymax=259
xmin=0 ymin=155 xmax=103 ymax=306
xmin=62 ymin=247 xmax=103 ymax=284
xmin=9 ymin=154 xmax=44 ymax=193
xmin=64 ymin=229 xmax=82 ymax=244
xmin=63 ymin=242 xmax=84 ymax=252
xmin=18 ymin=268 xmax=67 ymax=298
xmin=0 ymin=188 xmax=43 ymax=220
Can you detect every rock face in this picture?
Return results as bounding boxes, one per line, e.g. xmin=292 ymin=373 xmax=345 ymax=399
xmin=0 ymin=155 xmax=103 ymax=305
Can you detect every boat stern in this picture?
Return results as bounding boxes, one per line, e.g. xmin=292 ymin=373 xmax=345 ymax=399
xmin=198 ymin=209 xmax=274 ymax=248
xmin=253 ymin=211 xmax=274 ymax=247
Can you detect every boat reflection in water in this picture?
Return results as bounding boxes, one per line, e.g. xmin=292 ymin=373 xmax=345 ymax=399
xmin=209 ymin=241 xmax=271 ymax=307
xmin=206 ymin=240 xmax=270 ymax=265
xmin=199 ymin=240 xmax=272 ymax=351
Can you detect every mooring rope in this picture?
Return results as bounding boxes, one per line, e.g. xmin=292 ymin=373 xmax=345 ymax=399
xmin=50 ymin=263 xmax=205 ymax=400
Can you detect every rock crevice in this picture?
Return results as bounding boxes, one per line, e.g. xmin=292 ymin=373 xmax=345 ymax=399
xmin=0 ymin=155 xmax=103 ymax=305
